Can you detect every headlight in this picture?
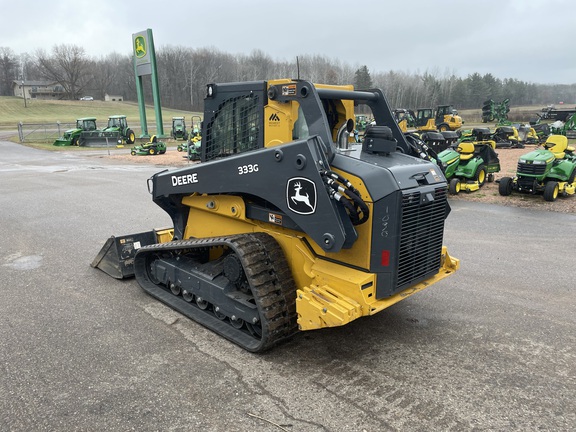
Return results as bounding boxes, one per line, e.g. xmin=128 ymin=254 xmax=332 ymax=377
xmin=519 ymin=159 xmax=526 ymax=164
xmin=533 ymin=160 xmax=546 ymax=165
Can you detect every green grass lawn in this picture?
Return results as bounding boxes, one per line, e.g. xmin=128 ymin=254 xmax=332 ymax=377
xmin=0 ymin=96 xmax=200 ymax=128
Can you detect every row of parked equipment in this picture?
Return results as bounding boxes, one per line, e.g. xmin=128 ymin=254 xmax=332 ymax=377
xmin=53 ymin=115 xmax=136 ymax=147
xmin=397 ymin=120 xmax=575 ymax=202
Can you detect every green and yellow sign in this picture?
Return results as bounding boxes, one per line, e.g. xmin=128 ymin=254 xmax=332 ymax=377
xmin=134 ymin=35 xmax=146 ymax=58
xmin=132 ymin=29 xmax=152 ymax=76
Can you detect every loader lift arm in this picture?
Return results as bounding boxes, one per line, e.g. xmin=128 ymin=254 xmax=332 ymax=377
xmin=150 ymin=136 xmax=359 ymax=252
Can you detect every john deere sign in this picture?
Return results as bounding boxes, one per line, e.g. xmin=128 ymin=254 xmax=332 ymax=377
xmin=132 ymin=28 xmax=164 ymax=137
xmin=133 ymin=30 xmax=152 ymax=76
xmin=134 ymin=36 xmax=146 ymax=57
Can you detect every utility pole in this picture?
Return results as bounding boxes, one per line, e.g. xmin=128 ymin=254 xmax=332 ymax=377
xmin=21 ymin=81 xmax=27 ymax=108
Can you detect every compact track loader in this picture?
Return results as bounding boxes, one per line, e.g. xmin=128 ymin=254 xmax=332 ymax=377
xmin=93 ymin=79 xmax=459 ymax=352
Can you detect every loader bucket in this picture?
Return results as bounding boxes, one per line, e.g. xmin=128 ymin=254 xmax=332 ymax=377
xmin=91 ymin=231 xmax=158 ymax=279
xmin=92 ymin=228 xmax=174 ymax=279
xmin=53 ymin=139 xmax=72 ymax=146
xmin=81 ymin=131 xmax=121 ymax=147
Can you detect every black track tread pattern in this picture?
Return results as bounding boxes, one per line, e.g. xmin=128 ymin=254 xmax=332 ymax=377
xmin=134 ymin=232 xmax=298 ymax=352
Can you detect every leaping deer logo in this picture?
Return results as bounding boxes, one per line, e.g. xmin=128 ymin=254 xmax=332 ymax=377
xmin=291 ymin=182 xmax=314 ymax=211
xmin=287 ymin=178 xmax=316 ymax=215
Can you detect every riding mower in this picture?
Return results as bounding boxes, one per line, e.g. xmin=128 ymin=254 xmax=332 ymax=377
xmin=437 ymin=130 xmax=501 ymax=194
xmin=492 ymin=125 xmax=522 ymax=148
xmin=517 ymin=124 xmax=539 ymax=145
xmin=178 ymin=119 xmax=202 ymax=157
xmin=130 ymin=135 xmax=167 ymax=156
xmin=498 ymin=135 xmax=576 ymax=201
xmin=529 ymin=115 xmax=551 ymax=143
xmin=186 ymin=139 xmax=201 ymax=160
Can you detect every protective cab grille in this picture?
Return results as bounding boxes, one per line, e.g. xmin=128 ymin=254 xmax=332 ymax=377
xmin=205 ymin=93 xmax=262 ymax=161
xmin=397 ymin=187 xmax=447 ymax=290
xmin=517 ymin=162 xmax=546 ymax=176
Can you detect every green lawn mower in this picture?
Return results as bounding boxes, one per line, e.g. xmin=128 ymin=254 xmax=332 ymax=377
xmin=499 ymin=135 xmax=576 ymax=201
xmin=130 ymin=135 xmax=166 ymax=156
xmin=179 ymin=121 xmax=202 ymax=159
xmin=438 ymin=132 xmax=501 ymax=194
xmin=186 ymin=139 xmax=201 ymax=160
xmin=176 ymin=141 xmax=189 ymax=152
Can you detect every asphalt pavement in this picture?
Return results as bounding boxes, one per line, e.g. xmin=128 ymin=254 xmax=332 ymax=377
xmin=1 ymin=140 xmax=575 ymax=431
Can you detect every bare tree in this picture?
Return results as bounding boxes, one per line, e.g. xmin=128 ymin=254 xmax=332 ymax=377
xmin=0 ymin=47 xmax=19 ymax=96
xmin=157 ymin=45 xmax=194 ymax=109
xmin=0 ymin=40 xmax=568 ymax=112
xmin=88 ymin=52 xmax=130 ymax=100
xmin=35 ymin=44 xmax=90 ymax=100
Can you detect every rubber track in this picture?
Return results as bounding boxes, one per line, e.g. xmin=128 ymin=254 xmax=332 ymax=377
xmin=133 ymin=232 xmax=298 ymax=352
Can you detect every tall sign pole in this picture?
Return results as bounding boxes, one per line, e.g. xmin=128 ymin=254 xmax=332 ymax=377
xmin=132 ymin=28 xmax=165 ymax=138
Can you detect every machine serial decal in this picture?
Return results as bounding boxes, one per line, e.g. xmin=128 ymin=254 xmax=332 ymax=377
xmin=286 ymin=177 xmax=317 ymax=215
xmin=171 ymin=173 xmax=198 ymax=186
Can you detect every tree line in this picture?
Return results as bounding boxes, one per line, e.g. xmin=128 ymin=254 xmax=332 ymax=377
xmin=1 ymin=45 xmax=574 ymax=112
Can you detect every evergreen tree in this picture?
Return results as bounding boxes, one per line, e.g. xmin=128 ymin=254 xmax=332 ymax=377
xmin=354 ymin=65 xmax=373 ymax=90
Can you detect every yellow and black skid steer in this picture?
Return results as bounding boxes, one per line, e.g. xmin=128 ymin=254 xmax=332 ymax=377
xmin=92 ymin=79 xmax=459 ymax=352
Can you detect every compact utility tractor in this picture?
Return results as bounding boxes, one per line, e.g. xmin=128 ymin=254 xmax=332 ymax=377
xmin=438 ymin=130 xmax=500 ymax=194
xmin=550 ymin=113 xmax=576 ymax=139
xmin=130 ymin=135 xmax=167 ymax=156
xmin=53 ymin=117 xmax=98 ymax=146
xmin=171 ymin=117 xmax=188 ymax=140
xmin=93 ymin=79 xmax=459 ymax=352
xmin=499 ymin=135 xmax=576 ymax=201
xmin=103 ymin=115 xmax=136 ymax=145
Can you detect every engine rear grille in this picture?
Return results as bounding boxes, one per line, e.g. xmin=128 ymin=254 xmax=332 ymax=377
xmin=397 ymin=187 xmax=447 ymax=290
xmin=517 ymin=162 xmax=546 ymax=176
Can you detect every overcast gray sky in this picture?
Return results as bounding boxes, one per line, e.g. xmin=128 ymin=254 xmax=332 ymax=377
xmin=2 ymin=0 xmax=574 ymax=85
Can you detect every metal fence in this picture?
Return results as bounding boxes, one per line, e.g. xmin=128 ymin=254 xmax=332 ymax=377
xmin=18 ymin=122 xmax=75 ymax=143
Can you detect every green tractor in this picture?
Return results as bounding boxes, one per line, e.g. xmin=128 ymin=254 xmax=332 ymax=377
xmin=438 ymin=130 xmax=501 ymax=194
xmin=130 ymin=135 xmax=167 ymax=156
xmin=499 ymin=135 xmax=576 ymax=201
xmin=171 ymin=116 xmax=188 ymax=140
xmin=103 ymin=115 xmax=136 ymax=144
xmin=53 ymin=117 xmax=98 ymax=146
xmin=550 ymin=112 xmax=576 ymax=139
